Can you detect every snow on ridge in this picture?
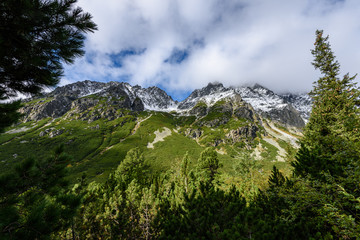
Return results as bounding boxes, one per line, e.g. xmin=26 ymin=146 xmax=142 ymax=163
xmin=178 ymin=84 xmax=298 ymax=113
xmin=199 ymin=89 xmax=235 ymax=106
xmin=234 ymin=86 xmax=286 ymax=113
xmin=280 ymin=93 xmax=312 ymax=121
xmin=49 ymin=80 xmax=312 ymax=117
xmin=143 ymin=102 xmax=179 ymax=112
xmin=178 ymin=89 xmax=236 ymax=110
xmin=79 ymin=88 xmax=107 ymax=98
xmin=119 ymin=83 xmax=137 ymax=102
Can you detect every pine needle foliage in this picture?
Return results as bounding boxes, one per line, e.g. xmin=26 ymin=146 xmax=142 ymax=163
xmin=293 ymin=30 xmax=360 ymax=180
xmin=0 ymin=0 xmax=97 ymax=131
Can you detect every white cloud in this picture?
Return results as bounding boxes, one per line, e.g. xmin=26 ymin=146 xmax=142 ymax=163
xmin=63 ymin=0 xmax=360 ymax=100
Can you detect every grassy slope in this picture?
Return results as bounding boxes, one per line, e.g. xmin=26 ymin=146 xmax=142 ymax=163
xmin=0 ymin=111 xmax=293 ymax=189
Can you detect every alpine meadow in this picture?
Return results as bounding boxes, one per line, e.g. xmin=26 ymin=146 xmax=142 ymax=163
xmin=1 ymin=1 xmax=360 ymax=239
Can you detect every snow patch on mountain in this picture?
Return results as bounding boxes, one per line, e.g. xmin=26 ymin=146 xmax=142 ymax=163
xmin=49 ymin=80 xmax=107 ymax=98
xmin=234 ymin=85 xmax=287 ymax=113
xmin=178 ymin=83 xmax=234 ymax=109
xmin=281 ymin=93 xmax=312 ymax=121
xmin=80 ymin=88 xmax=107 ymax=98
xmin=130 ymin=86 xmax=178 ymax=111
xmin=180 ymin=89 xmax=236 ymax=110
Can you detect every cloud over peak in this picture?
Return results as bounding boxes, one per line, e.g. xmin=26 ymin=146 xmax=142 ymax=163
xmin=63 ymin=0 xmax=360 ymax=100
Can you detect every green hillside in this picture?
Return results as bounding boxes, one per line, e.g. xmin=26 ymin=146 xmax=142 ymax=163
xmin=0 ymin=107 xmax=293 ymax=188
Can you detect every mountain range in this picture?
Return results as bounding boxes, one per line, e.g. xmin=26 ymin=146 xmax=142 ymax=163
xmin=21 ymin=80 xmax=311 ymax=126
xmin=1 ymin=80 xmax=312 ymax=182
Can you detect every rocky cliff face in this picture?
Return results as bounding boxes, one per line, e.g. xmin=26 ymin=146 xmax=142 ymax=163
xmin=264 ymin=104 xmax=305 ymax=128
xmin=280 ymin=93 xmax=312 ymax=121
xmin=226 ymin=124 xmax=259 ymax=142
xmin=182 ymin=93 xmax=263 ymax=147
xmin=20 ymin=95 xmax=75 ymax=122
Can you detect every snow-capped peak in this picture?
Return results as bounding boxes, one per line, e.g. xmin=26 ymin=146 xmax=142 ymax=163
xmin=128 ymin=86 xmax=178 ymax=111
xmin=48 ymin=80 xmax=107 ymax=98
xmin=234 ymin=86 xmax=287 ymax=113
xmin=178 ymin=83 xmax=233 ymax=109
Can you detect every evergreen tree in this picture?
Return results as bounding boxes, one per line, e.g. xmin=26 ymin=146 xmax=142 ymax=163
xmin=268 ymin=166 xmax=286 ymax=188
xmin=293 ymin=30 xmax=360 ymax=180
xmin=74 ymin=148 xmax=156 ymax=239
xmin=180 ymin=152 xmax=190 ymax=193
xmin=233 ymin=150 xmax=262 ymax=197
xmin=196 ymin=147 xmax=221 ymax=183
xmin=0 ymin=0 xmax=97 ymax=131
xmin=115 ymin=147 xmax=148 ymax=187
xmin=157 ymin=182 xmax=249 ymax=240
xmin=0 ymin=145 xmax=80 ymax=239
xmin=0 ymin=101 xmax=22 ymax=133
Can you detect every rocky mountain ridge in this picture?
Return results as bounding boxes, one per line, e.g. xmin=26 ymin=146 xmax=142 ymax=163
xmin=21 ymin=80 xmax=311 ymax=128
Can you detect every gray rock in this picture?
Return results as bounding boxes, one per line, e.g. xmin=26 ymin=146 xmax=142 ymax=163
xmin=20 ymin=95 xmax=74 ymax=122
xmin=88 ymin=115 xmax=101 ymax=123
xmin=131 ymin=97 xmax=145 ymax=111
xmin=197 ymin=101 xmax=232 ymax=127
xmin=189 ymin=104 xmax=207 ymax=117
xmin=185 ymin=128 xmax=202 ymax=139
xmin=226 ymin=125 xmax=259 ymax=142
xmin=70 ymin=97 xmax=100 ymax=112
xmin=131 ymin=85 xmax=177 ymax=110
xmin=234 ymin=105 xmax=254 ymax=121
xmin=212 ymin=139 xmax=223 ymax=147
xmin=39 ymin=128 xmax=54 ymax=137
xmin=281 ymin=93 xmax=312 ymax=121
xmin=264 ymin=104 xmax=305 ymax=128
xmin=49 ymin=129 xmax=64 ymax=138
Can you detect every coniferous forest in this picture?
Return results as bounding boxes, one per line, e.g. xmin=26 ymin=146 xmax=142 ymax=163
xmin=1 ymin=1 xmax=360 ymax=239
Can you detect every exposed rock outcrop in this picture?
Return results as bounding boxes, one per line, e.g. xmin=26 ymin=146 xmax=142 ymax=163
xmin=234 ymin=105 xmax=254 ymax=121
xmin=189 ymin=103 xmax=207 ymax=117
xmin=39 ymin=128 xmax=64 ymax=138
xmin=20 ymin=95 xmax=74 ymax=122
xmin=131 ymin=97 xmax=145 ymax=111
xmin=185 ymin=128 xmax=202 ymax=139
xmin=226 ymin=125 xmax=259 ymax=142
xmin=70 ymin=97 xmax=100 ymax=112
xmin=264 ymin=104 xmax=305 ymax=128
xmin=196 ymin=100 xmax=233 ymax=127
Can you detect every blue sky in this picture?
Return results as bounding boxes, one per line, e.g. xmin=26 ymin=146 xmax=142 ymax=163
xmin=62 ymin=0 xmax=360 ymax=101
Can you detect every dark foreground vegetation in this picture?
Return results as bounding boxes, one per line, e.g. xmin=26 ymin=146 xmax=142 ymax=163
xmin=0 ymin=0 xmax=359 ymax=237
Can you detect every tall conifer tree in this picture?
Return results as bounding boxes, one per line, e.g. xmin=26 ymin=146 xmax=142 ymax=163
xmin=293 ymin=30 xmax=360 ymax=180
xmin=0 ymin=0 xmax=97 ymax=131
